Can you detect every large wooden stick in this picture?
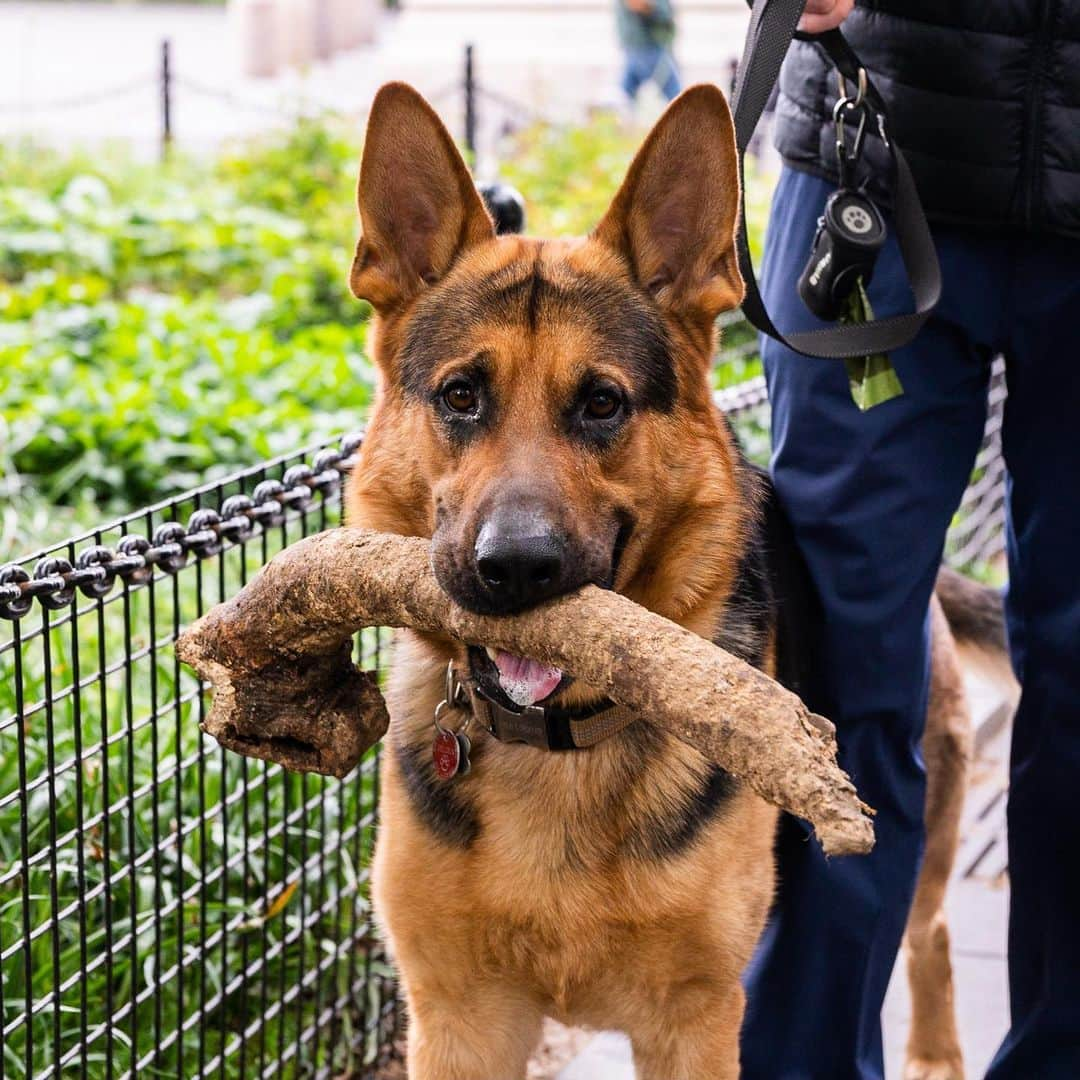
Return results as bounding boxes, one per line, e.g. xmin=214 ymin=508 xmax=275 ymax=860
xmin=176 ymin=528 xmax=874 ymax=856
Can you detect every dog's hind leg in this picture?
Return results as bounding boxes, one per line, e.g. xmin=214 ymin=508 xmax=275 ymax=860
xmin=903 ymin=595 xmax=972 ymax=1080
xmin=403 ymin=976 xmax=543 ymax=1080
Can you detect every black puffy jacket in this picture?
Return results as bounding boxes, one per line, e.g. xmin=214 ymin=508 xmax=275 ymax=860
xmin=773 ymin=1 xmax=1080 ymax=239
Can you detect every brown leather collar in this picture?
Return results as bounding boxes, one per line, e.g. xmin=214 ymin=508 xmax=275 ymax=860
xmin=447 ymin=665 xmax=637 ymax=752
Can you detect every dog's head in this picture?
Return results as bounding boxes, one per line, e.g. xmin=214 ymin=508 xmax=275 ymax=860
xmin=347 ymin=83 xmax=750 ymax=706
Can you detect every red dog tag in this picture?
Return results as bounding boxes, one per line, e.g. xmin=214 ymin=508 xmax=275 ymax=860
xmin=433 ymin=730 xmax=461 ymax=780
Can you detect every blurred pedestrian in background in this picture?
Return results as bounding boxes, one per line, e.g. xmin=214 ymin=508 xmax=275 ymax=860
xmin=615 ymin=0 xmax=681 ymax=106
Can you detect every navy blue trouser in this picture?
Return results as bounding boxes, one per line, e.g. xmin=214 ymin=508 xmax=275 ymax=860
xmin=739 ymin=166 xmax=1080 ymax=1080
xmin=620 ymin=44 xmax=682 ymax=102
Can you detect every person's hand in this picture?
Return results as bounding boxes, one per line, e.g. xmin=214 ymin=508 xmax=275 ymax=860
xmin=798 ymin=0 xmax=854 ymax=34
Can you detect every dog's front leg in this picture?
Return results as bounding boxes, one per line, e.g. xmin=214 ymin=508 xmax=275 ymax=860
xmin=403 ymin=976 xmax=544 ymax=1080
xmin=626 ymin=979 xmax=744 ymax=1080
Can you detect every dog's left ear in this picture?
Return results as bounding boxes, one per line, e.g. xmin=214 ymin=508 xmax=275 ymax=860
xmin=594 ymin=85 xmax=744 ymax=320
xmin=350 ymin=82 xmax=494 ymax=312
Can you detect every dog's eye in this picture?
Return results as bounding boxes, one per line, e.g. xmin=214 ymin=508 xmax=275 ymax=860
xmin=584 ymin=388 xmax=622 ymax=421
xmin=443 ymin=381 xmax=478 ymax=414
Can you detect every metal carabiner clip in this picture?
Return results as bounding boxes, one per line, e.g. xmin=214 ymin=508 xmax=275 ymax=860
xmin=833 ymin=68 xmax=870 ymax=188
xmin=836 ymin=66 xmax=868 ymax=110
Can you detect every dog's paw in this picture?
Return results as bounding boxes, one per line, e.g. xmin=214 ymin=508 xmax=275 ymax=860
xmin=904 ymin=1056 xmax=964 ymax=1080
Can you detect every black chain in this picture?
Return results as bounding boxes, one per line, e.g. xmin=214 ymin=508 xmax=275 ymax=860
xmin=714 ymin=377 xmax=769 ymax=415
xmin=0 ymin=432 xmax=363 ymax=621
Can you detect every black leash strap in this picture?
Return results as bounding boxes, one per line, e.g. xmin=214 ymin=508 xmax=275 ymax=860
xmin=730 ymin=2 xmax=941 ymax=359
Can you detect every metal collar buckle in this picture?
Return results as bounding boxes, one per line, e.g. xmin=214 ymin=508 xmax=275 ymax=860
xmin=481 ymin=697 xmax=553 ymax=749
xmin=447 ymin=660 xmax=559 ymax=749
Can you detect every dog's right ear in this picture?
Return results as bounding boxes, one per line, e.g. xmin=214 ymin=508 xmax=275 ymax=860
xmin=350 ymin=82 xmax=494 ymax=311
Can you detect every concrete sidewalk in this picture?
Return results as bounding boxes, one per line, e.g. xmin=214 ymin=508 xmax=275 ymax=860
xmin=0 ymin=1 xmax=383 ymax=153
xmin=0 ymin=0 xmax=751 ymax=156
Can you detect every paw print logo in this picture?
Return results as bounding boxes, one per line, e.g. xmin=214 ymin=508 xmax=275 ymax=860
xmin=841 ymin=204 xmax=874 ymax=235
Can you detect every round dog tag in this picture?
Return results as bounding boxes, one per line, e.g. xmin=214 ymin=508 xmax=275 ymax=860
xmin=433 ymin=729 xmax=461 ymax=780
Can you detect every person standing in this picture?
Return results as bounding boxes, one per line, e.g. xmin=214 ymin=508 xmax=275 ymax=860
xmin=615 ymin=0 xmax=682 ymax=105
xmin=739 ymin=1 xmax=1080 ymax=1078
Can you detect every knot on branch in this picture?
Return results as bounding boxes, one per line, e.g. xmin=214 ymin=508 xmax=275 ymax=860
xmin=178 ymin=636 xmax=388 ymax=778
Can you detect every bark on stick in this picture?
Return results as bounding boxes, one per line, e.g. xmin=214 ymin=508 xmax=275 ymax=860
xmin=176 ymin=528 xmax=875 ymax=856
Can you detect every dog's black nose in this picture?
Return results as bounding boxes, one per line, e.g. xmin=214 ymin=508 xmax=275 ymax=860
xmin=474 ymin=516 xmax=565 ymax=610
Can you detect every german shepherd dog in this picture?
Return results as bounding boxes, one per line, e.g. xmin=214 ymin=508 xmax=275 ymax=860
xmin=346 ymin=82 xmax=1014 ymax=1080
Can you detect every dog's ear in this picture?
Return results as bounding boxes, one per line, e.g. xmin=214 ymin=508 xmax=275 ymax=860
xmin=350 ymin=82 xmax=494 ymax=311
xmin=594 ymin=85 xmax=744 ymax=320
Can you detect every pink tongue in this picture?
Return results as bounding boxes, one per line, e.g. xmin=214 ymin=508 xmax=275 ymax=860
xmin=493 ymin=650 xmax=563 ymax=707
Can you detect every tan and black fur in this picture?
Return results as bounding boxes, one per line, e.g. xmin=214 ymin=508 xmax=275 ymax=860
xmin=344 ymin=81 xmax=1013 ymax=1080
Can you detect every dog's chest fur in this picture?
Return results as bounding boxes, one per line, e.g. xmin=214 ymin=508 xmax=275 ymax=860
xmin=371 ymin=522 xmax=782 ymax=1016
xmin=377 ymin=645 xmax=774 ymax=1015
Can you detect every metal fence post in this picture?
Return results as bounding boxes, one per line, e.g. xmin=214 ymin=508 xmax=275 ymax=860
xmin=160 ymin=39 xmax=173 ymax=161
xmin=464 ymin=43 xmax=476 ymax=159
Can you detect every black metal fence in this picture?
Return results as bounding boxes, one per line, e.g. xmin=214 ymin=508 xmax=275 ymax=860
xmin=0 ymin=40 xmax=537 ymax=161
xmin=0 ymin=436 xmax=399 ymax=1079
xmin=0 ymin=358 xmax=1007 ymax=1080
xmin=947 ymin=358 xmax=1008 ymax=572
xmin=0 ymin=39 xmax=714 ymax=164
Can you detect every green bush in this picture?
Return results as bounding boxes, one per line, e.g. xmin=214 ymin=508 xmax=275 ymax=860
xmin=0 ymin=117 xmax=768 ymax=558
xmin=0 ymin=123 xmax=375 ymax=556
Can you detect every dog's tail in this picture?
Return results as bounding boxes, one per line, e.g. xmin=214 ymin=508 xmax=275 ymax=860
xmin=934 ymin=566 xmax=1020 ymax=703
